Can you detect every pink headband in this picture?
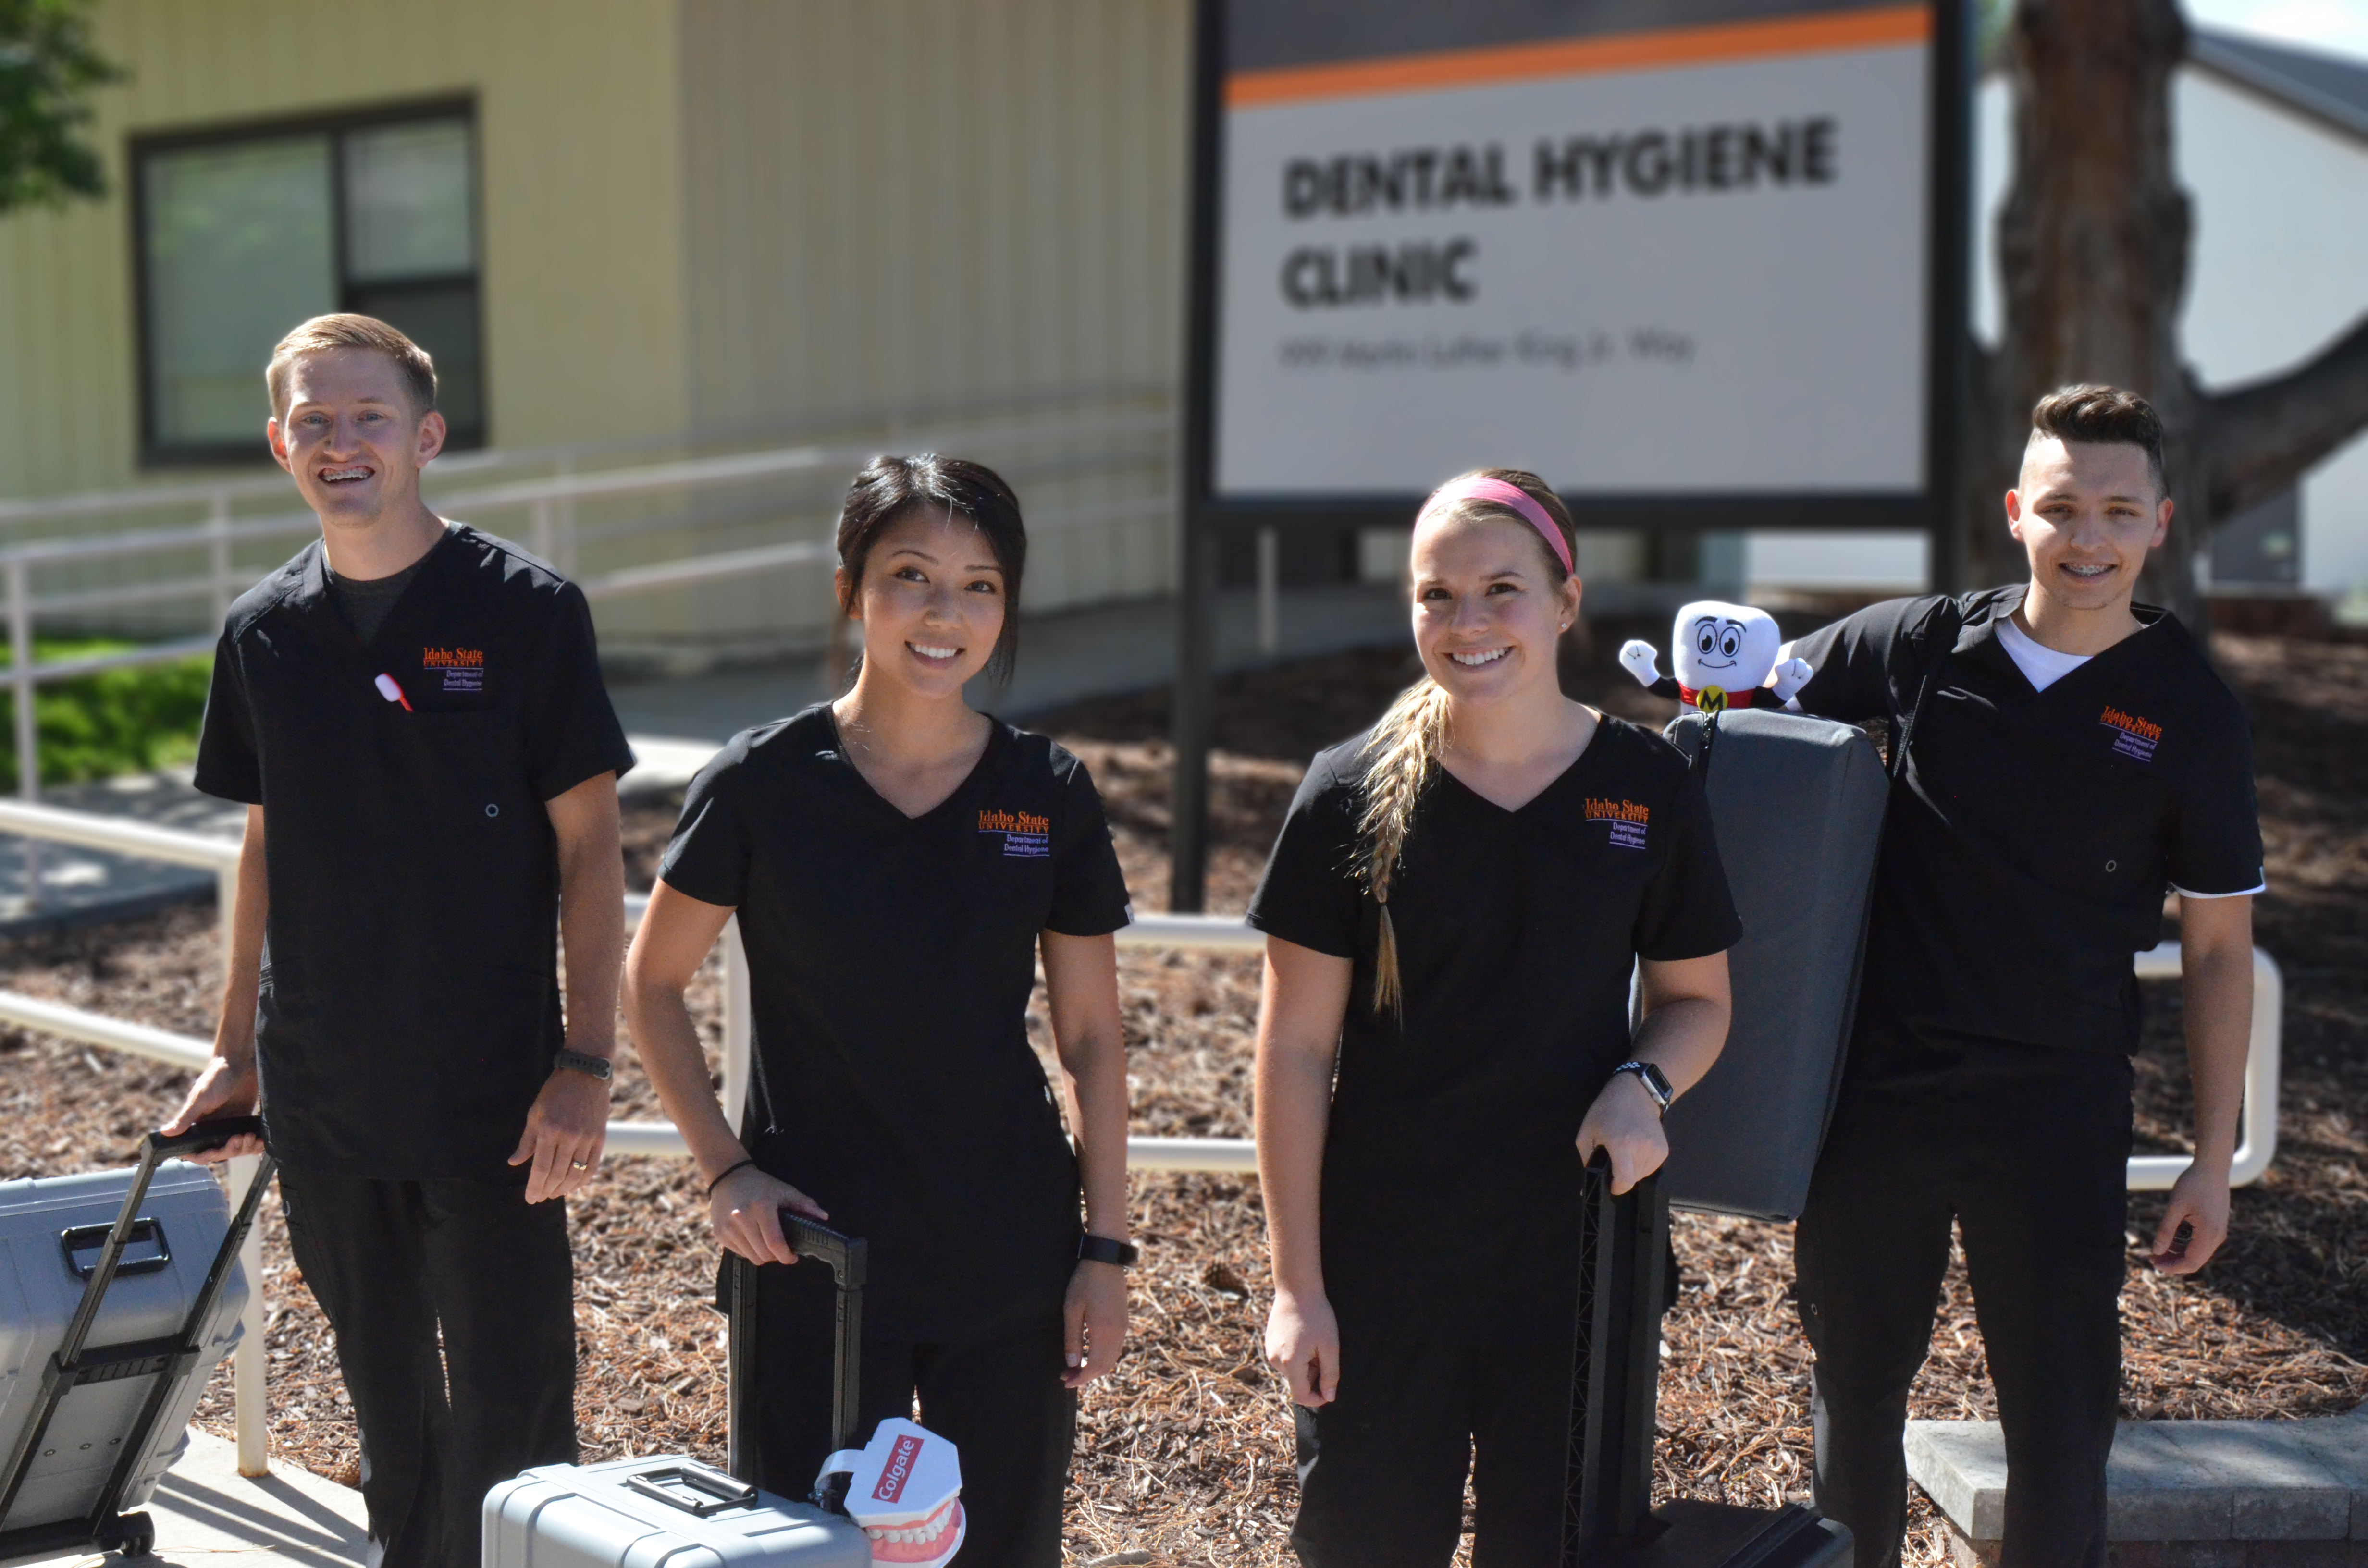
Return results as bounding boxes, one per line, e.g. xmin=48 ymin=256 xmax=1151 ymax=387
xmin=1415 ymin=477 xmax=1573 ymax=576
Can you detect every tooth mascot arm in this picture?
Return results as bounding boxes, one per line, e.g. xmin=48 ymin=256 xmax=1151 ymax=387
xmin=1618 ymin=639 xmax=1684 ymax=701
xmin=1622 ymin=601 xmax=1813 ymax=713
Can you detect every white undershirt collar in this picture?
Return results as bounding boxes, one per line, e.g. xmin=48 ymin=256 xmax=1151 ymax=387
xmin=1995 ymin=614 xmax=2090 ymax=693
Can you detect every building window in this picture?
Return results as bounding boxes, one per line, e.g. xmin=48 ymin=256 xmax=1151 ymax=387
xmin=136 ymin=103 xmax=483 ymax=464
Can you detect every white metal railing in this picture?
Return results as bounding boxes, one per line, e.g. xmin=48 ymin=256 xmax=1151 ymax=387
xmin=0 ymin=406 xmax=1175 ymax=907
xmin=0 ymin=801 xmax=2282 ymax=1468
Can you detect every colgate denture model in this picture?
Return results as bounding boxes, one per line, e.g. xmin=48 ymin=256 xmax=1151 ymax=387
xmin=821 ymin=1418 xmax=964 ymax=1567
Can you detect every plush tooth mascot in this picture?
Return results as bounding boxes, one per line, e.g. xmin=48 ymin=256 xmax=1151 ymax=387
xmin=1619 ymin=600 xmax=1813 ymax=713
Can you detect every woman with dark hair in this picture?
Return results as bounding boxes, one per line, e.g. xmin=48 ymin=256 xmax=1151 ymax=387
xmin=1248 ymin=470 xmax=1740 ymax=1566
xmin=624 ymin=455 xmax=1134 ymax=1565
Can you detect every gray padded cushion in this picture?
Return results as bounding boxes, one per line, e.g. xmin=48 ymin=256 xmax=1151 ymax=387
xmin=1656 ymin=707 xmax=1889 ymax=1220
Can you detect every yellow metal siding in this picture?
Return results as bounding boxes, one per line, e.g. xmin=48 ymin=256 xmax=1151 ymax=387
xmin=0 ymin=0 xmax=1195 ymax=660
xmin=0 ymin=0 xmax=691 ymax=500
xmin=656 ymin=0 xmax=1191 ymax=644
xmin=679 ymin=0 xmax=1186 ymax=418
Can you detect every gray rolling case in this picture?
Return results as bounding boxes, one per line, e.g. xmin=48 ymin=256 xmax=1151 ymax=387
xmin=0 ymin=1119 xmax=271 ymax=1566
xmin=484 ymin=1216 xmax=875 ymax=1568
xmin=1657 ymin=707 xmax=1889 ymax=1220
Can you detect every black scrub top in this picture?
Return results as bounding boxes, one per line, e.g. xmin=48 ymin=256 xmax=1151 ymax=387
xmin=195 ymin=525 xmax=637 ymax=1178
xmin=1246 ymin=716 xmax=1740 ymax=1343
xmin=1787 ymin=586 xmax=2262 ymax=1054
xmin=657 ymin=707 xmax=1134 ymax=1342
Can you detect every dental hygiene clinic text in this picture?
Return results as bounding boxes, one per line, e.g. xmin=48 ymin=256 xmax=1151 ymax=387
xmin=1276 ymin=116 xmax=1838 ymax=310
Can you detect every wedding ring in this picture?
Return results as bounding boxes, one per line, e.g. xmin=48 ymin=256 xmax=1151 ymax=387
xmin=570 ymin=1160 xmax=590 ymax=1171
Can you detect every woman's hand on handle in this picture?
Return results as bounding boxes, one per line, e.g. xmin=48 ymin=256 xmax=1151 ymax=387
xmin=1265 ymin=1287 xmax=1341 ymax=1408
xmin=710 ymin=1165 xmax=828 ymax=1267
xmin=1062 ymin=1260 xmax=1128 ymax=1388
xmin=1575 ymin=1072 xmax=1670 ymax=1195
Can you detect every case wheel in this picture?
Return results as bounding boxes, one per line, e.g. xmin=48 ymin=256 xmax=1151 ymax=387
xmin=115 ymin=1512 xmax=156 ymax=1558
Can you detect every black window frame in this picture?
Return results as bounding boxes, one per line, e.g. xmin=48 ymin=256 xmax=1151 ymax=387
xmin=130 ymin=95 xmax=487 ymax=468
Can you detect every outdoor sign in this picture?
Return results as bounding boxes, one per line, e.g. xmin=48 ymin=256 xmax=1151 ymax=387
xmin=1189 ymin=0 xmax=1968 ymax=525
xmin=1168 ymin=0 xmax=1969 ymax=910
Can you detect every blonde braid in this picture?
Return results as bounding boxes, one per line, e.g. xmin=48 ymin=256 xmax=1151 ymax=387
xmin=1356 ymin=677 xmax=1452 ymax=1017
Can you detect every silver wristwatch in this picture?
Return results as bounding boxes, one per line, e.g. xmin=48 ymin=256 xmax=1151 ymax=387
xmin=1612 ymin=1060 xmax=1673 ymax=1115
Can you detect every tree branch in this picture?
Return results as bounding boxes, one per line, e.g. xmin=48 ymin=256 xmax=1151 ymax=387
xmin=2197 ymin=312 xmax=2368 ymax=520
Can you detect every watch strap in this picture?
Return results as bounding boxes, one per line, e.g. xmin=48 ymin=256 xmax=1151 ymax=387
xmin=554 ymin=1048 xmax=613 ymax=1082
xmin=1077 ymin=1233 xmax=1138 ymax=1269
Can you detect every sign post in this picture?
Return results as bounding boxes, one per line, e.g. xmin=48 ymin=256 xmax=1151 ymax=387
xmin=1171 ymin=0 xmax=1969 ymax=910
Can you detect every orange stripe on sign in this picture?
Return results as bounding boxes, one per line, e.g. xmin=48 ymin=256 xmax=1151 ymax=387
xmin=1224 ymin=4 xmax=1932 ymax=108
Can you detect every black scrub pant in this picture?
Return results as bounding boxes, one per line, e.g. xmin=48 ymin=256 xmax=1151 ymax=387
xmin=1288 ymin=1335 xmax=1572 ymax=1568
xmin=1794 ymin=1026 xmax=2133 ymax=1568
xmin=279 ymin=1165 xmax=578 ymax=1568
xmin=751 ymin=1259 xmax=1077 ymax=1568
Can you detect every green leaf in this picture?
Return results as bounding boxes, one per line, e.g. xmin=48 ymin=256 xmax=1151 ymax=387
xmin=0 ymin=0 xmax=126 ymax=216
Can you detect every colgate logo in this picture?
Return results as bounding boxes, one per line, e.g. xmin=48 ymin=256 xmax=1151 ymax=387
xmin=872 ymin=1434 xmax=924 ymax=1503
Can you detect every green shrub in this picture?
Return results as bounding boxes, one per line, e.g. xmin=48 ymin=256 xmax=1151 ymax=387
xmin=0 ymin=641 xmax=213 ymax=792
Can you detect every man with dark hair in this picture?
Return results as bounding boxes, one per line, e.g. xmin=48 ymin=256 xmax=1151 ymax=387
xmin=164 ymin=314 xmax=636 ymax=1568
xmin=1772 ymin=385 xmax=2260 ymax=1568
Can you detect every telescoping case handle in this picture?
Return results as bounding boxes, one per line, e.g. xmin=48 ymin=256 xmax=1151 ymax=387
xmin=780 ymin=1213 xmax=867 ymax=1292
xmin=725 ymin=1212 xmax=869 ymax=1498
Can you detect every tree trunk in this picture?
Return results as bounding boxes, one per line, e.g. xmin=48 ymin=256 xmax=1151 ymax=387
xmin=1979 ymin=0 xmax=2198 ymax=617
xmin=1973 ymin=0 xmax=2368 ymax=629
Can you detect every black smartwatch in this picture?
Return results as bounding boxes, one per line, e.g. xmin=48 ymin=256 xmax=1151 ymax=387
xmin=1077 ymin=1234 xmax=1138 ymax=1269
xmin=1612 ymin=1060 xmax=1673 ymax=1115
xmin=554 ymin=1048 xmax=613 ymax=1083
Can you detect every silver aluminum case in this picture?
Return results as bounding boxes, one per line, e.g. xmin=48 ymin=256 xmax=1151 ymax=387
xmin=485 ymin=1456 xmax=870 ymax=1568
xmin=0 ymin=1162 xmax=247 ymax=1533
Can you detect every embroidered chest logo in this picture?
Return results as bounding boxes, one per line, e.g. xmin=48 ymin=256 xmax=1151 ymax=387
xmin=2099 ymin=704 xmax=2162 ymax=763
xmin=1585 ymin=796 xmax=1650 ymax=850
xmin=978 ymin=808 xmax=1051 ymax=858
xmin=422 ymin=647 xmax=485 ymax=693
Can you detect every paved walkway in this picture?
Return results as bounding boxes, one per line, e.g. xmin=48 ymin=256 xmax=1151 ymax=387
xmin=18 ymin=1429 xmax=369 ymax=1568
xmin=0 ymin=772 xmax=247 ymax=935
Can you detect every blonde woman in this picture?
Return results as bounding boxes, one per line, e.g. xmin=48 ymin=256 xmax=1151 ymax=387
xmin=1248 ymin=471 xmax=1739 ymax=1566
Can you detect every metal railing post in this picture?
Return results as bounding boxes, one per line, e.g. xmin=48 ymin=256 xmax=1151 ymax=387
xmin=9 ymin=560 xmax=37 ymax=907
xmin=1256 ymin=526 xmax=1280 ymax=656
xmin=207 ymin=492 xmax=234 ymax=625
xmin=723 ymin=917 xmax=752 ymax=1136
xmin=215 ymin=856 xmax=268 ymax=1471
xmin=226 ymin=1152 xmax=269 ymax=1475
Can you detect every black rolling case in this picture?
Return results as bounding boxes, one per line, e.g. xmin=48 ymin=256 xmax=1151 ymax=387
xmin=0 ymin=1119 xmax=274 ymax=1567
xmin=1564 ymin=1156 xmax=1851 ymax=1567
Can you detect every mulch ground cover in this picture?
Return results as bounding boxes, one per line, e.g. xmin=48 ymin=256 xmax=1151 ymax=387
xmin=0 ymin=625 xmax=2359 ymax=1567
